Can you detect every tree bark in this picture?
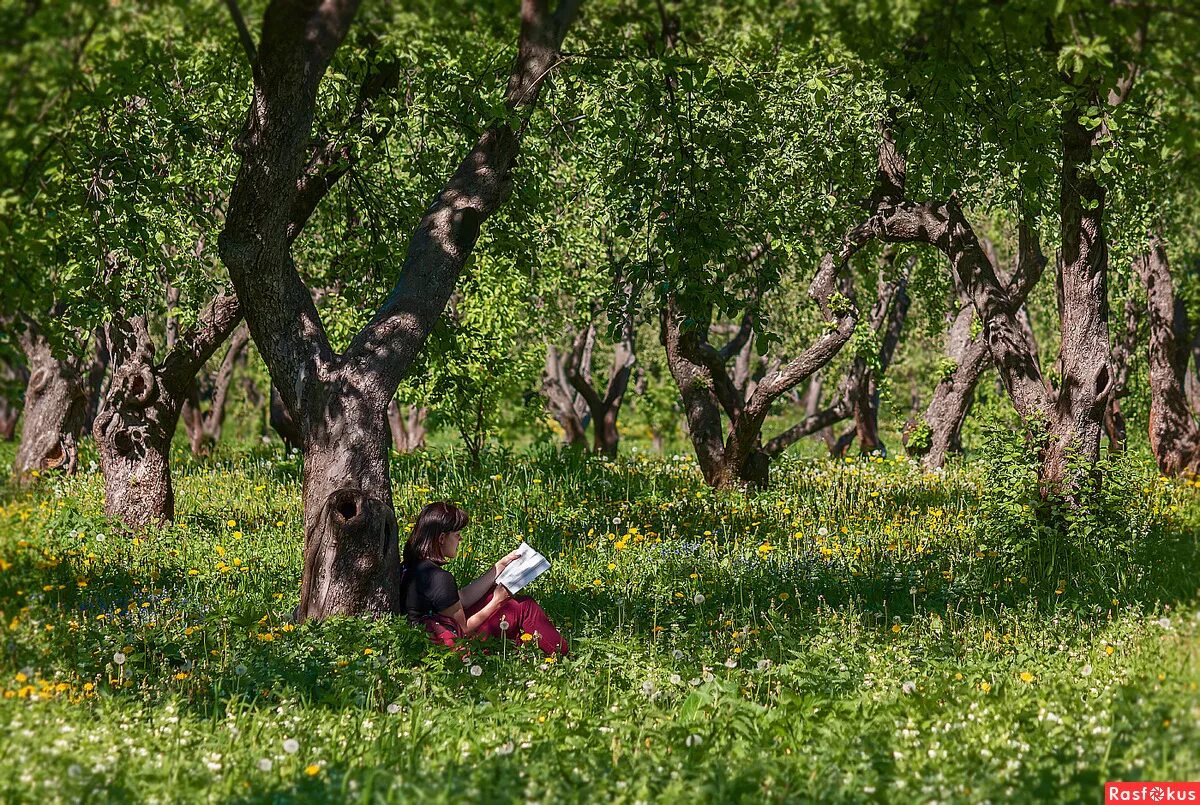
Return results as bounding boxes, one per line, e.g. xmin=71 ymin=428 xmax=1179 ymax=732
xmin=217 ymin=0 xmax=581 ymax=621
xmin=92 ymin=294 xmax=243 ymax=527
xmin=12 ymin=318 xmax=87 ymax=480
xmin=1041 ymin=94 xmax=1114 ymax=484
xmin=1136 ymin=236 xmax=1200 ymax=476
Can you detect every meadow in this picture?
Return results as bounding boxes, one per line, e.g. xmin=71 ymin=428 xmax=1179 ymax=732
xmin=0 ymin=437 xmax=1197 ymax=803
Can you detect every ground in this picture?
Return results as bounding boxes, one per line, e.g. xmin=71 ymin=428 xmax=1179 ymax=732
xmin=0 ymin=439 xmax=1197 ymax=803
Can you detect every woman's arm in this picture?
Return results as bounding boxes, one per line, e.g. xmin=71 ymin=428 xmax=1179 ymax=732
xmin=441 ymin=584 xmax=511 ymax=636
xmin=458 ymin=549 xmax=521 ymax=609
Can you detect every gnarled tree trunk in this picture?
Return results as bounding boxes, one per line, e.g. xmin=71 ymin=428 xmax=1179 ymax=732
xmin=1136 ymin=236 xmax=1200 ymax=476
xmin=763 ymin=254 xmax=911 ymax=459
xmin=906 ymin=224 xmax=1047 ymax=469
xmin=663 ymin=245 xmax=860 ymax=488
xmin=1041 ymin=95 xmax=1114 ymax=483
xmin=93 ymin=295 xmax=242 ymax=527
xmin=217 ymin=0 xmax=580 ymax=621
xmin=12 ymin=318 xmax=87 ymax=479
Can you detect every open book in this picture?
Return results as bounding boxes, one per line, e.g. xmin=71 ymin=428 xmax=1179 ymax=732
xmin=496 ymin=542 xmax=551 ymax=594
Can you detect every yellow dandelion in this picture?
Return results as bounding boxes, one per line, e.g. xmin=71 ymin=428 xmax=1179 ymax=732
xmin=1020 ymin=671 xmax=1034 ymax=683
xmin=520 ymin=633 xmax=534 ymax=643
xmin=1105 ymin=645 xmax=1115 ymax=656
xmin=979 ymin=681 xmax=992 ymax=693
xmin=304 ymin=764 xmax=320 ymax=777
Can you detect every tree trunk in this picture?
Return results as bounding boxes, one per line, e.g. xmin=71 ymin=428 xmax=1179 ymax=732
xmin=387 ymin=400 xmax=427 ymax=453
xmin=93 ymin=295 xmax=242 ymax=527
xmin=910 ymin=304 xmax=988 ymax=468
xmin=1136 ymin=237 xmax=1200 ymax=476
xmin=542 ymin=342 xmax=589 ymax=448
xmin=664 ymin=247 xmax=860 ymax=488
xmin=12 ymin=319 xmax=87 ymax=479
xmin=217 ymin=0 xmax=580 ymax=620
xmin=297 ymin=389 xmax=402 ymax=620
xmin=1041 ymin=96 xmax=1114 ymax=484
xmin=909 ymin=225 xmax=1047 ymax=469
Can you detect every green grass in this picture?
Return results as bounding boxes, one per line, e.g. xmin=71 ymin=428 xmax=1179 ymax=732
xmin=0 ymin=439 xmax=1197 ymax=803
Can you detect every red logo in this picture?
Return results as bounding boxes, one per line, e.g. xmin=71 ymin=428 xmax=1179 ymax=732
xmin=1106 ymin=783 xmax=1200 ymax=803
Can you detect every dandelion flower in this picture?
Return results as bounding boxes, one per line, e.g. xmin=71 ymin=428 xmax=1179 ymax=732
xmin=979 ymin=681 xmax=992 ymax=693
xmin=521 ymin=633 xmax=534 ymax=643
xmin=304 ymin=764 xmax=320 ymax=776
xmin=1020 ymin=671 xmax=1034 ymax=683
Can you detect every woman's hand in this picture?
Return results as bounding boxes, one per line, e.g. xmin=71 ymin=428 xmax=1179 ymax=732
xmin=492 ymin=583 xmax=512 ymax=604
xmin=494 ymin=549 xmax=522 ymax=574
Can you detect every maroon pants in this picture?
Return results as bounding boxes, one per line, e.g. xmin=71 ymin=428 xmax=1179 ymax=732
xmin=422 ymin=590 xmax=568 ymax=655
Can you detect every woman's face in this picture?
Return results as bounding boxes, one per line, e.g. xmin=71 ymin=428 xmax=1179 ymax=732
xmin=438 ymin=530 xmax=462 ymax=560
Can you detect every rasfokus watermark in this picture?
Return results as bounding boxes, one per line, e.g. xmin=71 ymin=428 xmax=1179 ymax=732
xmin=1106 ymin=783 xmax=1200 ymax=803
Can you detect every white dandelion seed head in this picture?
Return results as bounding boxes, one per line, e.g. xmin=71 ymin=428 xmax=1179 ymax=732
xmin=669 ymin=674 xmax=682 ymax=685
xmin=902 ymin=680 xmax=917 ymax=695
xmin=724 ymin=658 xmax=738 ymax=669
xmin=693 ymin=593 xmax=705 ymax=605
xmin=470 ymin=665 xmax=483 ymax=677
xmin=672 ymin=649 xmax=684 ymax=660
xmin=387 ymin=703 xmax=401 ymax=715
xmin=257 ymin=758 xmax=272 ymax=772
xmin=685 ymin=734 xmax=703 ymax=747
xmin=1080 ymin=665 xmax=1093 ymax=678
xmin=1157 ymin=617 xmax=1172 ymax=629
xmin=496 ymin=741 xmax=515 ymax=756
xmin=641 ymin=679 xmax=656 ymax=695
xmin=757 ymin=659 xmax=772 ymax=671
xmin=112 ymin=653 xmax=126 ymax=666
xmin=282 ymin=738 xmax=299 ymax=754
xmin=234 ymin=664 xmax=247 ymax=677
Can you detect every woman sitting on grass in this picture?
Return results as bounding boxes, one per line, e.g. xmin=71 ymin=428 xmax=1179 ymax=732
xmin=400 ymin=501 xmax=568 ymax=655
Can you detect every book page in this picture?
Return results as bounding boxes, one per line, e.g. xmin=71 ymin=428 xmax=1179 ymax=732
xmin=496 ymin=542 xmax=551 ymax=593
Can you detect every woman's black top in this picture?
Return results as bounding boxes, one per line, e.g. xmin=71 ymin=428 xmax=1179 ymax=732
xmin=403 ymin=558 xmax=459 ymax=623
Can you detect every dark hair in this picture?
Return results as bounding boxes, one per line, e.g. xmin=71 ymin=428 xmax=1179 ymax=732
xmin=402 ymin=502 xmax=469 ymax=570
